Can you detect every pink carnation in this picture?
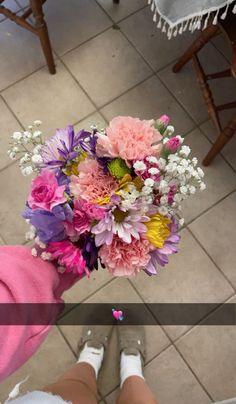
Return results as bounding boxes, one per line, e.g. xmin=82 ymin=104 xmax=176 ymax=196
xmin=28 ymin=169 xmax=66 ymax=212
xmin=70 ymin=159 xmax=118 ymax=203
xmin=99 ymin=235 xmax=151 ymax=277
xmin=97 ymin=116 xmax=162 ymax=161
xmin=165 ymin=137 xmax=181 ymax=152
xmin=47 ymin=240 xmax=88 ymax=276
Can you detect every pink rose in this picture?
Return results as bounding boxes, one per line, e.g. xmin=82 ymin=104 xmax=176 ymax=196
xmin=28 ymin=170 xmax=66 ymax=211
xmin=165 ymin=137 xmax=181 ymax=152
xmin=65 ymin=198 xmax=105 ymax=238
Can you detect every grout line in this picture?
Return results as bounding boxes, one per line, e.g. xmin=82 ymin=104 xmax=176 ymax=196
xmin=57 ymin=45 xmax=155 ymax=113
xmin=172 ymin=344 xmax=214 ymax=401
xmin=198 ymin=124 xmax=236 ymax=174
xmin=60 ymin=24 xmax=113 ymax=58
xmin=210 ymin=37 xmax=230 ymax=63
xmin=56 ymin=325 xmax=78 ymax=358
xmin=127 ymin=279 xmax=175 ymax=344
xmin=94 ymin=0 xmax=148 ymax=25
xmin=156 ymin=68 xmax=203 ymax=130
xmin=174 ymin=292 xmax=236 ymax=344
xmin=0 ymin=234 xmax=7 ymax=244
xmin=58 ymin=277 xmax=116 ymax=321
xmin=96 ymin=72 xmax=155 ymax=111
xmin=0 ymin=158 xmax=20 ymax=175
xmin=111 ymin=16 xmax=199 ymax=132
xmin=0 ymin=94 xmax=24 ymax=130
xmin=186 ymin=188 xmax=236 ymax=228
xmin=187 ymin=225 xmax=236 ymax=292
xmin=0 ymin=62 xmax=48 ymax=94
xmin=54 ymin=50 xmax=100 ymax=112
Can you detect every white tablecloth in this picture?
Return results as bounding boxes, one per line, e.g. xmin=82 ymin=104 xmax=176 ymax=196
xmin=148 ymin=0 xmax=236 ymax=38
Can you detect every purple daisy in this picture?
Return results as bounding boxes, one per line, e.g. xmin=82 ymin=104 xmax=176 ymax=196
xmin=145 ymin=221 xmax=180 ymax=276
xmin=91 ymin=207 xmax=149 ymax=246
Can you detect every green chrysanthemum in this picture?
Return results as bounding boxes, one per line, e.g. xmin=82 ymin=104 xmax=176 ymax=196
xmin=108 ymin=158 xmax=131 ymax=179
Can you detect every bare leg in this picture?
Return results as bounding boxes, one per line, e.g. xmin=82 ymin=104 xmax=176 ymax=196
xmin=42 ymin=362 xmax=98 ymax=404
xmin=117 ymin=376 xmax=158 ymax=404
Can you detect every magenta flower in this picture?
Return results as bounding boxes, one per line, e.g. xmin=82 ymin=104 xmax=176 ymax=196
xmin=155 ymin=115 xmax=170 ymax=135
xmin=159 ymin=114 xmax=170 ymax=126
xmin=47 ymin=240 xmax=88 ymax=276
xmin=65 ymin=198 xmax=105 ymax=238
xmin=27 ymin=169 xmax=66 ymax=212
xmin=165 ymin=136 xmax=181 ymax=152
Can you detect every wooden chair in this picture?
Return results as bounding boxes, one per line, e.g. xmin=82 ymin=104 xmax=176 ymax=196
xmin=173 ymin=9 xmax=236 ymax=166
xmin=0 ymin=0 xmax=56 ymax=74
xmin=0 ymin=0 xmax=120 ymax=75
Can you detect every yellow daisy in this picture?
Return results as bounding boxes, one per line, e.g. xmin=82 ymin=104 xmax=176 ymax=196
xmin=145 ymin=213 xmax=171 ymax=248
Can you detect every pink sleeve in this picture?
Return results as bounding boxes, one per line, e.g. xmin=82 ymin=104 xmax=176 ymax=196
xmin=0 ymin=245 xmax=79 ymax=382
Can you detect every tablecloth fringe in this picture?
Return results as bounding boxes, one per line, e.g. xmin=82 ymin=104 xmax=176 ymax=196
xmin=148 ymin=0 xmax=236 ymax=39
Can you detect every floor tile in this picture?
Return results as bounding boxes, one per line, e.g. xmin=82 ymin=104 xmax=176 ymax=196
xmin=60 ymin=279 xmax=169 ymax=396
xmin=120 ymin=7 xmax=199 ymax=72
xmin=97 ymin=0 xmax=146 ymax=22
xmin=176 ymin=298 xmax=236 ymax=401
xmin=106 ymin=345 xmax=211 ymax=404
xmin=131 ymin=228 xmax=234 ymax=340
xmin=0 ymin=97 xmax=22 ymax=171
xmin=189 ymin=191 xmax=236 ymax=288
xmin=62 ymin=28 xmax=151 ymax=107
xmin=180 ymin=129 xmax=236 ymax=224
xmin=0 ymin=161 xmax=32 ymax=244
xmin=2 ymin=60 xmax=95 ymax=136
xmin=158 ymin=43 xmax=235 ymax=125
xmin=0 ymin=0 xmax=21 ymax=22
xmin=62 ymin=265 xmax=114 ymax=304
xmin=74 ymin=111 xmax=108 ymax=133
xmin=43 ymin=0 xmax=111 ymax=56
xmin=200 ymin=119 xmax=236 ymax=171
xmin=15 ymin=0 xmax=29 ymax=9
xmin=101 ymin=75 xmax=195 ymax=135
xmin=211 ymin=33 xmax=232 ymax=61
xmin=0 ymin=327 xmax=76 ymax=402
xmin=0 ymin=18 xmax=47 ymax=90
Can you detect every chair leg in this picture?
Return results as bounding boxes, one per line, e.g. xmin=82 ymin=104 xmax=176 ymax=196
xmin=203 ymin=114 xmax=236 ymax=166
xmin=30 ymin=0 xmax=56 ymax=74
xmin=173 ymin=24 xmax=219 ymax=73
xmin=113 ymin=0 xmax=120 ymax=3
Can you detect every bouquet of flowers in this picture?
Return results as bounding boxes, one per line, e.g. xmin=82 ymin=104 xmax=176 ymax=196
xmin=8 ymin=115 xmax=206 ymax=278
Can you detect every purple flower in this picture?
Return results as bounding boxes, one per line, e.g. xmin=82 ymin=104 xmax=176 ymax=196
xmin=91 ymin=208 xmax=148 ymax=246
xmin=78 ymin=128 xmax=97 ymax=156
xmin=78 ymin=128 xmax=112 ymax=173
xmin=23 ymin=204 xmax=73 ymax=244
xmin=144 ymin=221 xmax=180 ymax=276
xmin=41 ymin=125 xmax=84 ymax=169
xmin=81 ymin=236 xmax=99 ymax=271
xmin=55 ymin=169 xmax=70 ymax=189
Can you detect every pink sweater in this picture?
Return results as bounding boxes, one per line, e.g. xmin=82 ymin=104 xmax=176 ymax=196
xmin=0 ymin=245 xmax=79 ymax=382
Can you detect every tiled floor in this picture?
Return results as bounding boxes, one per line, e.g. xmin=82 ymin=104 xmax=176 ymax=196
xmin=0 ymin=1 xmax=236 ymax=403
